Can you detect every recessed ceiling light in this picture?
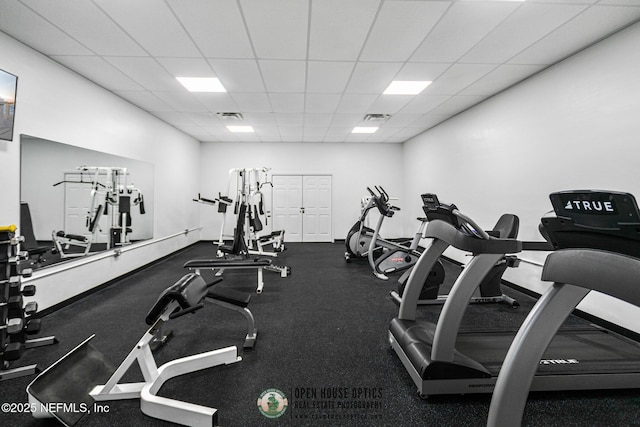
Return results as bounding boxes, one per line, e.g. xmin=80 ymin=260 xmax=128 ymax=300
xmin=383 ymin=80 xmax=431 ymax=95
xmin=176 ymin=77 xmax=226 ymax=92
xmin=352 ymin=127 xmax=378 ymax=134
xmin=227 ymin=125 xmax=254 ymax=133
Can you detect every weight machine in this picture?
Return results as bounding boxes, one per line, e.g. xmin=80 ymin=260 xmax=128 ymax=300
xmin=197 ymin=167 xmax=285 ymax=258
xmin=52 ymin=166 xmax=145 ymax=257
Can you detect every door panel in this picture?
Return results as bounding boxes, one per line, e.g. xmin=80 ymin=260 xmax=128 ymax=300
xmin=302 ymin=175 xmax=332 ymax=242
xmin=272 ymin=175 xmax=303 ymax=242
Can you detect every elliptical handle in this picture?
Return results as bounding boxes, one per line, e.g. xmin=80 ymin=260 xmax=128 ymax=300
xmin=366 ymin=187 xmax=376 ymax=197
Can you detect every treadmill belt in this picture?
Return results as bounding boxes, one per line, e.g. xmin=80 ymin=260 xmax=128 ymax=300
xmin=455 ymin=326 xmax=640 ymax=376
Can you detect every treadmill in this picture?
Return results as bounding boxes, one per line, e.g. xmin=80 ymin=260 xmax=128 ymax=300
xmin=389 ymin=191 xmax=640 ymax=398
xmin=487 ymin=190 xmax=640 ymax=426
xmin=387 ymin=193 xmax=520 ymax=307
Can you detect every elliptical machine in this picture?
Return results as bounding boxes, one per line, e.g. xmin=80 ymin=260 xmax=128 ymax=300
xmin=361 ymin=187 xmax=446 ymax=300
xmin=345 ymin=186 xmax=415 ymax=262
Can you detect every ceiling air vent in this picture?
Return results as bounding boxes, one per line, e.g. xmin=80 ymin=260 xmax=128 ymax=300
xmin=216 ymin=112 xmax=244 ymax=120
xmin=363 ymin=113 xmax=390 ymax=122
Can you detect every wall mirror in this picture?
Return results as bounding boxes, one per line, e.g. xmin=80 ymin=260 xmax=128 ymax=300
xmin=20 ymin=135 xmax=154 ymax=269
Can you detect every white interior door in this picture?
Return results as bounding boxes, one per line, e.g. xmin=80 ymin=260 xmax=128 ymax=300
xmin=272 ymin=174 xmax=332 ymax=242
xmin=302 ymin=175 xmax=332 ymax=242
xmin=272 ymin=175 xmax=303 ymax=242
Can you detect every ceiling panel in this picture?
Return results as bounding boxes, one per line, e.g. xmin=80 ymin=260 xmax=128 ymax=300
xmin=242 ymin=112 xmax=278 ymax=126
xmin=399 ymin=94 xmax=451 ymax=115
xmin=1 ymin=0 xmax=638 ymax=143
xmin=94 ymin=0 xmax=201 ymax=57
xmin=410 ymin=1 xmax=519 ymax=63
xmin=230 ymin=92 xmax=272 ymax=112
xmin=259 ymin=60 xmax=306 ymax=93
xmin=426 ymin=63 xmax=497 ymax=96
xmin=460 ymin=64 xmax=546 ymax=96
xmin=154 ymin=111 xmax=198 ymax=126
xmin=335 ymin=94 xmax=378 ymax=114
xmin=184 ymin=112 xmax=219 ymax=126
xmin=153 ymin=91 xmax=208 ymax=113
xmin=360 ymin=0 xmax=450 ymax=62
xmin=269 ymin=94 xmax=305 ymax=113
xmin=394 ymin=62 xmax=451 ymax=82
xmin=384 ymin=114 xmax=424 ymax=128
xmin=253 ymin=126 xmax=280 ymax=136
xmin=344 ymin=62 xmax=403 ymax=94
xmin=52 ymin=55 xmax=143 ymax=91
xmin=367 ymin=95 xmax=415 ymax=115
xmin=192 ymin=93 xmax=240 ymax=112
xmin=275 ymin=113 xmax=304 ymax=127
xmin=305 ymin=94 xmax=342 ymax=114
xmin=460 ymin=3 xmax=589 ymax=64
xmin=113 ymin=90 xmax=173 ymax=112
xmin=22 ymin=0 xmax=146 ymax=56
xmin=306 ymin=61 xmax=355 ymax=93
xmin=104 ymin=56 xmax=182 ymax=91
xmin=156 ymin=57 xmax=215 ymax=78
xmin=509 ymin=5 xmax=640 ymax=65
xmin=279 ymin=126 xmax=304 ymax=137
xmin=240 ymin=0 xmax=308 ymax=60
xmin=0 ymin=0 xmax=92 ymax=55
xmin=304 ymin=114 xmax=333 ymax=127
xmin=329 ymin=114 xmax=363 ymax=127
xmin=429 ymin=95 xmax=488 ymax=116
xmin=308 ymin=0 xmax=380 ymax=61
xmin=167 ymin=0 xmax=254 ymax=59
xmin=208 ymin=59 xmax=265 ymax=92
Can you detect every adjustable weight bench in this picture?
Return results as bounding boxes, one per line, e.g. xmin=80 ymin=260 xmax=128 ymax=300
xmin=184 ymin=258 xmax=290 ymax=294
xmin=27 ymin=273 xmax=241 ymax=427
xmin=205 ymin=277 xmax=258 ymax=350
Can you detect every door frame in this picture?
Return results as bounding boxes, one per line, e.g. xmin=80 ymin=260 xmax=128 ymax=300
xmin=271 ymin=173 xmax=334 ymax=243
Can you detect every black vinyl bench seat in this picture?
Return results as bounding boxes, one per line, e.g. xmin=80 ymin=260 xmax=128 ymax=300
xmin=55 ymin=231 xmax=89 ymax=243
xmin=145 ymin=273 xmax=207 ymax=326
xmin=183 ymin=258 xmax=272 ymax=268
xmin=183 ymin=258 xmax=283 ymax=294
xmin=208 ymin=286 xmax=251 ymax=308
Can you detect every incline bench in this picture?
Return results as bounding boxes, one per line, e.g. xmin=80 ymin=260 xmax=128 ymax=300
xmin=27 ymin=273 xmax=241 ymax=427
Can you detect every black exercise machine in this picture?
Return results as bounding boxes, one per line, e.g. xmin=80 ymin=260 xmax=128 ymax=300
xmin=390 ymin=191 xmax=640 ymax=401
xmin=27 ymin=273 xmax=243 ymax=426
xmin=488 ymin=190 xmax=640 ymax=426
xmin=186 ymin=201 xmax=290 ymax=294
xmin=380 ymin=193 xmax=519 ymax=307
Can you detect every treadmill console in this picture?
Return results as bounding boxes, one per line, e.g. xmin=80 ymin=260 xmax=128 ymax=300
xmin=541 ymin=190 xmax=640 ymax=258
xmin=421 ymin=193 xmax=460 ymax=228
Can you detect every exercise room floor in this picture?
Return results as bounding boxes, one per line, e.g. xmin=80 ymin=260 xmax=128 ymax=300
xmin=3 ymin=242 xmax=640 ymax=426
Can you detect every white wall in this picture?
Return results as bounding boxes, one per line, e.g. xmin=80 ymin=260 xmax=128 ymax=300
xmin=403 ymin=23 xmax=640 ymax=333
xmin=0 ymin=32 xmax=201 ymax=310
xmin=198 ymin=142 xmax=405 ymax=242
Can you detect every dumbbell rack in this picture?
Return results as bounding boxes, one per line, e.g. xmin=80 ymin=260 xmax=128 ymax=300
xmin=1 ymin=225 xmax=57 ymax=381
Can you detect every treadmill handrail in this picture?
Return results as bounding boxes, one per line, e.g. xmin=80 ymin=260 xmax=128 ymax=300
xmin=488 ymin=248 xmax=640 ymax=427
xmin=423 ymin=220 xmax=522 ymax=255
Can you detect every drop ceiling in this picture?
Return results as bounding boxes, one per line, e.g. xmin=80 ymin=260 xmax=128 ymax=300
xmin=1 ymin=0 xmax=639 ymax=144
